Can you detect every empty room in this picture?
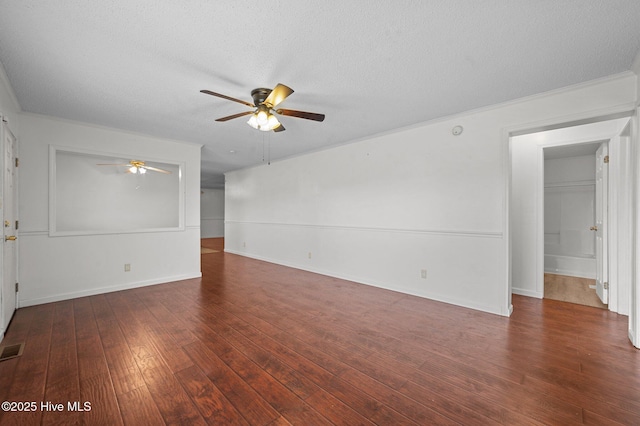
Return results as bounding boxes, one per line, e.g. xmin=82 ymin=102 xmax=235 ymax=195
xmin=1 ymin=2 xmax=640 ymax=425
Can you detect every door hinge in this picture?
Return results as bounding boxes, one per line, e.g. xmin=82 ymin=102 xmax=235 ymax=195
xmin=15 ymin=220 xmax=18 ymax=230
xmin=15 ymin=157 xmax=19 ymax=167
xmin=604 ymin=155 xmax=609 ymax=164
xmin=604 ymin=282 xmax=609 ymax=290
xmin=15 ymin=282 xmax=19 ymax=293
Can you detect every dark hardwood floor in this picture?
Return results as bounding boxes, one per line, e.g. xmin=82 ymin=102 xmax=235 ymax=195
xmin=0 ymin=237 xmax=638 ymax=425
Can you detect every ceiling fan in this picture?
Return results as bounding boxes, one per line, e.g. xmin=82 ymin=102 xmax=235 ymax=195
xmin=97 ymin=160 xmax=171 ymax=174
xmin=200 ymin=83 xmax=325 ymax=132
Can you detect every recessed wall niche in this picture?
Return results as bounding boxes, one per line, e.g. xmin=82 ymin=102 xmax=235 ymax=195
xmin=50 ymin=147 xmax=184 ymax=235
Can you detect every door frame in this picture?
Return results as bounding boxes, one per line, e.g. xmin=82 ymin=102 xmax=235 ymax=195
xmin=504 ymin=105 xmax=639 ymax=347
xmin=594 ymin=142 xmax=609 ymax=304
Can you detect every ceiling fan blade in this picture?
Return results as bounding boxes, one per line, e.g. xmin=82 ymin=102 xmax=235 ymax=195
xmin=144 ymin=166 xmax=172 ymax=174
xmin=215 ymin=111 xmax=253 ymax=122
xmin=264 ymin=83 xmax=294 ymax=108
xmin=200 ymin=90 xmax=254 ymax=108
xmin=276 ymin=109 xmax=325 ymax=122
xmin=273 ymin=123 xmax=286 ymax=132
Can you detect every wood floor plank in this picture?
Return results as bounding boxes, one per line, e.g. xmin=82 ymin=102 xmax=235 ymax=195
xmin=342 ymin=365 xmax=482 ymax=425
xmin=175 ymin=364 xmax=250 ymax=425
xmin=104 ymin=291 xmax=206 ymax=425
xmin=187 ymin=318 xmax=330 ymax=425
xmin=0 ymin=304 xmax=54 ymax=425
xmin=1 ymin=237 xmax=638 ymax=425
xmin=184 ymin=340 xmax=281 ymax=425
xmin=0 ymin=306 xmax=37 ymax=403
xmin=304 ymin=388 xmax=375 ymax=426
xmin=91 ymin=295 xmax=147 ymax=396
xmin=118 ymin=385 xmax=165 ymax=425
xmin=74 ymin=297 xmax=111 ymax=381
xmin=80 ymin=372 xmax=124 ymax=426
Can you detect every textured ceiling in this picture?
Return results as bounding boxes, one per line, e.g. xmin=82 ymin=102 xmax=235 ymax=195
xmin=1 ymin=1 xmax=639 ymax=188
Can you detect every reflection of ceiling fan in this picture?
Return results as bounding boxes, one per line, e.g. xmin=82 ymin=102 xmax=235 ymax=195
xmin=201 ymin=83 xmax=325 ymax=132
xmin=97 ymin=160 xmax=171 ymax=174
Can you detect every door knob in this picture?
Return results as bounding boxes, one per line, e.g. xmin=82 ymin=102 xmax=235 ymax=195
xmin=5 ymin=235 xmax=16 ymax=241
xmin=590 ymin=226 xmax=598 ymax=231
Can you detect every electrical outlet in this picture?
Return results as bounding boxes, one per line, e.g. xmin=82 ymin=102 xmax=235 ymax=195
xmin=308 ymin=252 xmax=312 ymax=259
xmin=243 ymin=241 xmax=246 ymax=248
xmin=124 ymin=263 xmax=131 ymax=272
xmin=421 ymin=269 xmax=427 ymax=279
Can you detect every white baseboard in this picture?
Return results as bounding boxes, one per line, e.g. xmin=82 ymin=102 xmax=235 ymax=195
xmin=224 ymin=249 xmax=508 ymax=316
xmin=512 ymin=287 xmax=543 ymax=299
xmin=544 ymin=268 xmax=595 ymax=279
xmin=19 ymin=272 xmax=202 ymax=307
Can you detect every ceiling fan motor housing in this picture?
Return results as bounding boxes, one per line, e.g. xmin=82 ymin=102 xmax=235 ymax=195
xmin=251 ymin=88 xmax=272 ymax=107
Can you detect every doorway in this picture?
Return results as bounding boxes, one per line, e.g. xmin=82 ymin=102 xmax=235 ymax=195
xmin=542 ymin=141 xmax=606 ymax=308
xmin=510 ymin=116 xmax=631 ymax=312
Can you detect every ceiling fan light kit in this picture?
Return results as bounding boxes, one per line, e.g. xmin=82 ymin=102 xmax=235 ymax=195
xmin=247 ymin=105 xmax=281 ymax=131
xmin=129 ymin=165 xmax=147 ymax=174
xmin=201 ymin=83 xmax=325 ymax=133
xmin=97 ymin=160 xmax=171 ymax=174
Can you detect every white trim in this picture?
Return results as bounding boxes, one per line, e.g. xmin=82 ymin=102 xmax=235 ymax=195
xmin=631 ymin=50 xmax=640 ymax=78
xmin=632 ymin=108 xmax=640 ymax=348
xmin=609 ymin=135 xmax=620 ymax=312
xmin=511 ymin=287 xmax=543 ymax=299
xmin=504 ymin=106 xmax=634 ymax=139
xmin=48 ymin=145 xmax=186 ymax=236
xmin=543 ymin=267 xmax=595 ymax=280
xmin=544 ymin=180 xmax=595 ymax=189
xmin=224 ymin=220 xmax=502 ymax=239
xmin=505 ymin=105 xmax=636 ymax=318
xmin=502 ymin=126 xmax=513 ymax=316
xmin=19 ymin=272 xmax=202 ymax=307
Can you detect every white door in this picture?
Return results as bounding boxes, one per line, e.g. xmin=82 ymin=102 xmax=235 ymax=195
xmin=595 ymin=143 xmax=608 ymax=304
xmin=1 ymin=120 xmax=18 ymax=336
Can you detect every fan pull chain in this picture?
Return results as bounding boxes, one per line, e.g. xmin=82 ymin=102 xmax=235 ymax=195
xmin=260 ymin=132 xmax=271 ymax=165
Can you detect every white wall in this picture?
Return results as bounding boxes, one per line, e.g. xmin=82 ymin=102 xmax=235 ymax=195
xmin=201 ymin=188 xmax=225 ymax=238
xmin=545 ymin=155 xmax=595 ymax=183
xmin=17 ymin=113 xmax=202 ymax=306
xmin=511 ymin=118 xmax=630 ymax=299
xmin=225 ymin=73 xmax=637 ymax=316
